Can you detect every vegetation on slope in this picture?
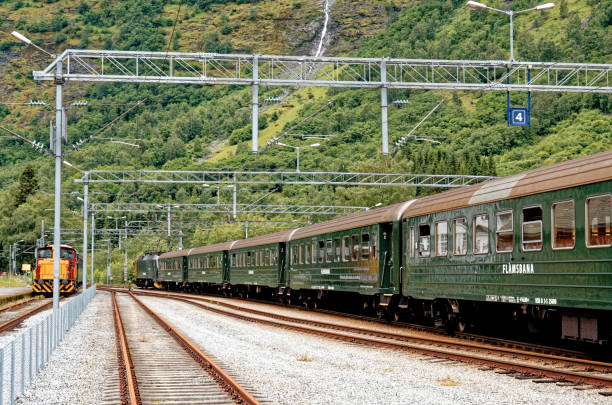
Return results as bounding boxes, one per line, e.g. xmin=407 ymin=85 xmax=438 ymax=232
xmin=0 ymin=0 xmax=610 ymax=282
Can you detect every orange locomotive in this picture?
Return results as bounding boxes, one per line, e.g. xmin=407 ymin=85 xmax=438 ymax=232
xmin=32 ymin=245 xmax=82 ymax=295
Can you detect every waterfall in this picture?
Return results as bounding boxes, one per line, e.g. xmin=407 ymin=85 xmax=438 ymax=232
xmin=314 ymin=0 xmax=330 ymax=57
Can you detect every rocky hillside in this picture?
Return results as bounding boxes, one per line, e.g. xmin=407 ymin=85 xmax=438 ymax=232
xmin=0 ymin=0 xmax=610 ymax=279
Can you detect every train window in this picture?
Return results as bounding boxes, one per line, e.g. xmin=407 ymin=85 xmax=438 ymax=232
xmin=231 ymin=254 xmax=236 ymax=267
xmin=418 ymin=224 xmax=431 ymax=257
xmin=342 ymin=236 xmax=350 ymax=262
xmin=453 ymin=218 xmax=467 ymax=255
xmin=305 ymin=243 xmax=311 ymax=264
xmin=361 ymin=233 xmax=370 ymax=260
xmin=272 ymin=249 xmax=278 ymax=265
xmin=318 ymin=240 xmax=325 ymax=263
xmin=60 ymin=248 xmax=74 ymax=259
xmin=372 ymin=231 xmax=378 ymax=259
xmin=435 ymin=221 xmax=448 ymax=256
xmin=351 ymin=234 xmax=360 ymax=261
xmin=552 ymin=200 xmax=575 ymax=250
xmin=334 ymin=238 xmax=341 ymax=262
xmin=38 ymin=248 xmax=52 ymax=259
xmin=292 ymin=246 xmax=299 ymax=265
xmin=586 ymin=194 xmax=612 ymax=247
xmin=522 ymin=206 xmax=543 ymax=251
xmin=473 ymin=214 xmax=489 ymax=255
xmin=496 ymin=211 xmax=514 ymax=253
xmin=312 ymin=241 xmax=316 ymax=263
xmin=326 ymin=240 xmax=333 ymax=263
xmin=407 ymin=226 xmax=414 ymax=259
xmin=298 ymin=244 xmax=303 ymax=264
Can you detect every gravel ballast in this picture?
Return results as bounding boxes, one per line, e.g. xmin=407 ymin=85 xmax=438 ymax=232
xmin=15 ymin=291 xmax=115 ymax=405
xmin=141 ymin=296 xmax=610 ymax=405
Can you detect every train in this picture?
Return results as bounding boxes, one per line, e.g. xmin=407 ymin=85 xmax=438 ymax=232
xmin=135 ymin=151 xmax=612 ymax=344
xmin=32 ymin=245 xmax=82 ymax=295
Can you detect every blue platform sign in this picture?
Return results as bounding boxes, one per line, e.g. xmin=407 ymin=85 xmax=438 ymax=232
xmin=509 ymin=108 xmax=530 ymax=126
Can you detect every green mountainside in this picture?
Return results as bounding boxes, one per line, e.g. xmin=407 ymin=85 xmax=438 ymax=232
xmin=0 ymin=0 xmax=610 ymax=281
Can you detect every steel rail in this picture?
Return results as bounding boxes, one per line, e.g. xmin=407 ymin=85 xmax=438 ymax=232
xmin=0 ymin=297 xmax=39 ymax=315
xmin=0 ymin=298 xmax=64 ymax=333
xmin=135 ymin=290 xmax=611 ymax=370
xmin=127 ymin=292 xmax=260 ymax=405
xmin=111 ymin=292 xmax=139 ymax=405
xmin=126 ymin=289 xmax=612 ymax=389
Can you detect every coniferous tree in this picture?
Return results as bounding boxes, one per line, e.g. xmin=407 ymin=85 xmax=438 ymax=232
xmin=14 ymin=165 xmax=39 ymax=208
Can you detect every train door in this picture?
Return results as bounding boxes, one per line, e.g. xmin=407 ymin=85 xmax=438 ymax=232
xmin=378 ymin=223 xmax=393 ymax=291
xmin=278 ymin=243 xmax=287 ymax=286
xmin=222 ymin=251 xmax=230 ymax=283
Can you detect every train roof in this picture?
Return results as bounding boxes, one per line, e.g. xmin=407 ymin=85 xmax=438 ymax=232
xmin=289 ymin=200 xmax=415 ymax=241
xmin=403 ymin=149 xmax=612 ymax=219
xmin=231 ymin=229 xmax=296 ymax=249
xmin=38 ymin=245 xmax=76 ymax=250
xmin=159 ymin=249 xmax=190 ymax=259
xmin=187 ymin=241 xmax=238 ymax=255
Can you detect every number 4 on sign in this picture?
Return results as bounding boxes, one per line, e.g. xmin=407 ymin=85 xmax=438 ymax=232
xmin=509 ymin=108 xmax=530 ymax=126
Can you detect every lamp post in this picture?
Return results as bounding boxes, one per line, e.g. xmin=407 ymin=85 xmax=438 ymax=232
xmin=466 ymin=1 xmax=554 ymax=61
xmin=12 ymin=30 xmax=64 ymax=314
xmin=276 ymin=142 xmax=320 ymax=172
xmin=63 ymin=160 xmax=88 ymax=291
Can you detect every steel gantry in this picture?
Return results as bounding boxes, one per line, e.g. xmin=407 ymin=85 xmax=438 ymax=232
xmin=90 ymin=202 xmax=368 ymax=216
xmin=33 ymin=50 xmax=612 ymax=154
xmin=77 ymin=169 xmax=495 ymax=187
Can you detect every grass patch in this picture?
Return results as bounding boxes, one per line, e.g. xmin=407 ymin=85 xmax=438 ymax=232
xmin=0 ymin=274 xmax=31 ymax=287
xmin=296 ymin=352 xmax=312 ymax=362
xmin=438 ymin=376 xmax=460 ymax=386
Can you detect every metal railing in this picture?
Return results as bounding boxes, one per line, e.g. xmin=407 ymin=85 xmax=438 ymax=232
xmin=0 ymin=286 xmax=96 ymax=404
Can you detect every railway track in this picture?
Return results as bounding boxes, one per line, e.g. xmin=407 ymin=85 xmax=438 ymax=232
xmin=120 ymin=288 xmax=612 ymax=395
xmin=107 ymin=291 xmax=262 ymax=405
xmin=111 ymin=287 xmax=590 ymax=360
xmin=0 ymin=297 xmax=60 ymax=333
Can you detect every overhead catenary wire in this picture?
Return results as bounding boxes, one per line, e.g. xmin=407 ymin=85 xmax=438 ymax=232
xmin=164 ymin=1 xmax=183 ymax=58
xmin=66 ymin=98 xmax=147 ymax=155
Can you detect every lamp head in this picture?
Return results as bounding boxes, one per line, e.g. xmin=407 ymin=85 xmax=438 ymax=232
xmin=466 ymin=1 xmax=488 ymax=10
xmin=309 ymin=143 xmax=321 ymax=148
xmin=535 ymin=2 xmax=554 ymax=10
xmin=11 ymin=31 xmax=31 ymax=45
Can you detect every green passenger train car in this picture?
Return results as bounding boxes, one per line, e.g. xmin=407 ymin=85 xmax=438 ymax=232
xmin=134 ymin=151 xmax=612 ymax=344
xmin=185 ymin=241 xmax=236 ymax=287
xmin=228 ymin=231 xmax=290 ymax=296
xmin=400 ymin=153 xmax=612 ymax=341
xmin=158 ymin=250 xmax=187 ymax=286
xmin=285 ymin=202 xmax=413 ymax=307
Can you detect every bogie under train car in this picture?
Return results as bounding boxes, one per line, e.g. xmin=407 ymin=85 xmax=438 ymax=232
xmin=134 ymin=151 xmax=612 ymax=345
xmin=33 ymin=245 xmax=81 ymax=295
